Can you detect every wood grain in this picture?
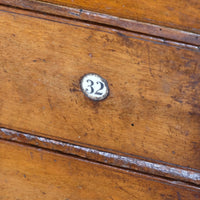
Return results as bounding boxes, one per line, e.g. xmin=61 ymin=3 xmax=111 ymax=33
xmin=0 ymin=0 xmax=199 ymax=45
xmin=1 ymin=128 xmax=199 ymax=185
xmin=0 ymin=140 xmax=200 ymax=200
xmin=34 ymin=0 xmax=200 ymax=34
xmin=0 ymin=6 xmax=199 ymax=171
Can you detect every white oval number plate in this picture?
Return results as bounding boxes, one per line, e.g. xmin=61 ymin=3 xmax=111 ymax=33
xmin=80 ymin=73 xmax=109 ymax=101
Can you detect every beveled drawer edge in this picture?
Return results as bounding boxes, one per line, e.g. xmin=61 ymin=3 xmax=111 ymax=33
xmin=0 ymin=4 xmax=199 ymax=53
xmin=0 ymin=0 xmax=199 ymax=46
xmin=1 ymin=127 xmax=199 ymax=186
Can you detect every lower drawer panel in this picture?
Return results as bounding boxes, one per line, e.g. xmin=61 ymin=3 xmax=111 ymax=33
xmin=0 ymin=140 xmax=199 ymax=200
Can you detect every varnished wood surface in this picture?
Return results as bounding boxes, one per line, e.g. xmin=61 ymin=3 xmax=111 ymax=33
xmin=1 ymin=128 xmax=199 ymax=185
xmin=0 ymin=6 xmax=199 ymax=170
xmin=32 ymin=0 xmax=200 ymax=34
xmin=0 ymin=0 xmax=199 ymax=45
xmin=0 ymin=140 xmax=200 ymax=200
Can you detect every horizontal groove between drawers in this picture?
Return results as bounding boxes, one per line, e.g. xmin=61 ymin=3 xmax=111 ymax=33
xmin=0 ymin=0 xmax=199 ymax=46
xmin=0 ymin=127 xmax=199 ymax=186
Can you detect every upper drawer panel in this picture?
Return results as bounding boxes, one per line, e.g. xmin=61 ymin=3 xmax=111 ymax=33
xmin=38 ymin=0 xmax=200 ymax=33
xmin=0 ymin=7 xmax=199 ymax=169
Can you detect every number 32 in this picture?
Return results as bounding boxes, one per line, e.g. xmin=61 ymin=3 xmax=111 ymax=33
xmin=86 ymin=79 xmax=104 ymax=95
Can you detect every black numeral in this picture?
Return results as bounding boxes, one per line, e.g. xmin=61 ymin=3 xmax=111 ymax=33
xmin=95 ymin=81 xmax=104 ymax=95
xmin=86 ymin=79 xmax=94 ymax=94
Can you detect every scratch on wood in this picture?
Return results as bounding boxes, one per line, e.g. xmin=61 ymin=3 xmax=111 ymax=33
xmin=147 ymin=44 xmax=154 ymax=78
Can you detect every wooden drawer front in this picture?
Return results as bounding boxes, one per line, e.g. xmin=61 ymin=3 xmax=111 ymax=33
xmin=0 ymin=140 xmax=200 ymax=200
xmin=7 ymin=0 xmax=199 ymax=34
xmin=0 ymin=6 xmax=199 ymax=170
